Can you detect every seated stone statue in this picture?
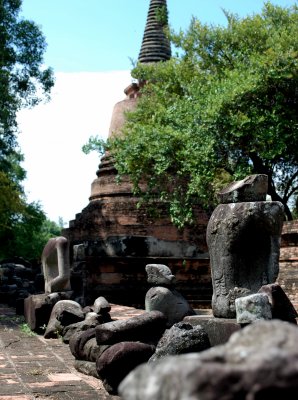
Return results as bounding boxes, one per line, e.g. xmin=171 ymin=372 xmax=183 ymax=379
xmin=42 ymin=236 xmax=71 ymax=293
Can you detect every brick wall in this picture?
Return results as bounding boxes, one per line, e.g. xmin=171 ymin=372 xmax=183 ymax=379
xmin=278 ymin=220 xmax=298 ymax=310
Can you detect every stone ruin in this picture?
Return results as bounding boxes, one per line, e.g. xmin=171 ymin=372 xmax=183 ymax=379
xmin=117 ymin=175 xmax=298 ymax=399
xmin=3 ymin=0 xmax=298 ymax=393
xmin=0 ymin=257 xmax=43 ymax=313
xmin=0 ymin=236 xmax=72 ymax=317
xmin=145 ymin=264 xmax=195 ymax=326
xmin=21 ymin=173 xmax=298 ymax=398
xmin=60 ymin=0 xmax=211 ymax=310
xmin=207 ymin=174 xmax=284 ymax=318
xmin=15 ymin=0 xmax=298 ymax=394
xmin=119 ymin=319 xmax=298 ymax=399
xmin=5 ymin=0 xmax=296 ymax=331
xmin=42 ymin=236 xmax=71 ymax=294
xmin=279 ymin=219 xmax=298 ymax=309
xmin=36 ymin=261 xmax=205 ymax=395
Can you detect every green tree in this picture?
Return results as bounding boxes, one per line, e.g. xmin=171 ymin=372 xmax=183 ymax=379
xmin=0 ymin=0 xmax=54 ymax=157
xmin=3 ymin=203 xmax=61 ymax=261
xmin=0 ymin=0 xmax=55 ymax=259
xmin=89 ymin=2 xmax=297 ymax=226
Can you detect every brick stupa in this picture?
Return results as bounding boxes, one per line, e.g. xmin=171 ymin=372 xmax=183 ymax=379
xmin=63 ymin=0 xmax=211 ymax=308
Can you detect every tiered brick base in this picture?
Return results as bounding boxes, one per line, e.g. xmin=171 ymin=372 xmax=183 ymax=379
xmin=63 ymin=153 xmax=211 ymax=308
xmin=278 ymin=220 xmax=298 ymax=310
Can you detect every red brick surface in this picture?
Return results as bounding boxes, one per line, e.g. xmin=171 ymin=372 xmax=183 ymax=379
xmin=0 ymin=304 xmax=145 ymax=399
xmin=278 ymin=220 xmax=298 ymax=310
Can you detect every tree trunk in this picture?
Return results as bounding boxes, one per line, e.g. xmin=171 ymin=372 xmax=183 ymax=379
xmin=249 ymin=152 xmax=293 ymax=221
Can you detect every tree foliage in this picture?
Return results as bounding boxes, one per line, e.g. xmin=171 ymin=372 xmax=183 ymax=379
xmin=0 ymin=0 xmax=54 ymax=159
xmin=0 ymin=201 xmax=62 ymax=261
xmin=0 ymin=0 xmax=56 ymax=260
xmin=96 ymin=2 xmax=298 ymax=226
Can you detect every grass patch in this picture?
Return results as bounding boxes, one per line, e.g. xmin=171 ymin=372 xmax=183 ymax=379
xmin=20 ymin=323 xmax=36 ymax=336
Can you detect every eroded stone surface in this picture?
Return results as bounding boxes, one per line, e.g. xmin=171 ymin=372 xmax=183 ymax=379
xmin=145 ymin=264 xmax=176 ymax=286
xmin=93 ymin=296 xmax=111 ymax=314
xmin=235 ymin=293 xmax=272 ymax=324
xmin=70 ymin=331 xmax=109 ymax=362
xmin=42 ymin=236 xmax=71 ymax=293
xmin=96 ymin=341 xmax=155 ymax=394
xmin=44 ymin=300 xmax=84 ymax=339
xmin=218 ymin=174 xmax=268 ymax=204
xmin=184 ymin=315 xmax=241 ymax=346
xmin=24 ymin=293 xmax=53 ymax=331
xmin=24 ymin=292 xmax=73 ymax=331
xmin=69 ymin=328 xmax=97 ymax=360
xmin=95 ymin=311 xmax=166 ymax=345
xmin=149 ymin=322 xmax=210 ymax=362
xmin=62 ymin=312 xmax=104 ymax=344
xmin=74 ymin=360 xmax=99 ymax=379
xmin=259 ymin=283 xmax=298 ymax=323
xmin=207 ymin=200 xmax=284 ymax=318
xmin=119 ymin=320 xmax=298 ymax=400
xmin=145 ymin=286 xmax=195 ymax=327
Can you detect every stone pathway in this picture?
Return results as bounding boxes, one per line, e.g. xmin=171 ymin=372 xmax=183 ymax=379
xmin=0 ymin=304 xmax=145 ymax=400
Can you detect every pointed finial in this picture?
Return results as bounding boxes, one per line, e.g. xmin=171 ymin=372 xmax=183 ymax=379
xmin=138 ymin=0 xmax=171 ymax=63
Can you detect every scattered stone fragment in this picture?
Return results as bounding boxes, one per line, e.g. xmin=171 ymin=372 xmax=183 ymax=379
xmin=70 ymin=328 xmax=112 ymax=362
xmin=145 ymin=264 xmax=176 ymax=286
xmin=259 ymin=283 xmax=298 ymax=324
xmin=217 ymin=174 xmax=268 ymax=204
xmin=96 ymin=341 xmax=156 ymax=395
xmin=44 ymin=300 xmax=84 ymax=338
xmin=24 ymin=293 xmax=54 ymax=331
xmin=95 ymin=310 xmax=166 ymax=345
xmin=24 ymin=291 xmax=73 ymax=332
xmin=119 ymin=320 xmax=298 ymax=400
xmin=69 ymin=327 xmax=97 ymax=360
xmin=145 ymin=286 xmax=195 ymax=327
xmin=149 ymin=322 xmax=210 ymax=362
xmin=83 ymin=338 xmax=110 ymax=362
xmin=74 ymin=360 xmax=99 ymax=379
xmin=93 ymin=296 xmax=111 ymax=315
xmin=235 ymin=293 xmax=272 ymax=324
xmin=62 ymin=312 xmax=104 ymax=343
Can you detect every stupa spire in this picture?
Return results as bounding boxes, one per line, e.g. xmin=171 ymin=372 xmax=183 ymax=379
xmin=138 ymin=0 xmax=171 ymax=63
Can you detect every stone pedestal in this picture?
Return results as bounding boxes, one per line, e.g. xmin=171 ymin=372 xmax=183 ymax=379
xmin=24 ymin=294 xmax=53 ymax=331
xmin=184 ymin=314 xmax=241 ymax=346
xmin=24 ymin=292 xmax=73 ymax=331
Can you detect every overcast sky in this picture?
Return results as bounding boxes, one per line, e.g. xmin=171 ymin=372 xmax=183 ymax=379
xmin=17 ymin=0 xmax=297 ymax=224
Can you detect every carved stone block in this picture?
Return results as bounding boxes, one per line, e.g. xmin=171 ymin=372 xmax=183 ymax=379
xmin=207 ymin=201 xmax=284 ymax=318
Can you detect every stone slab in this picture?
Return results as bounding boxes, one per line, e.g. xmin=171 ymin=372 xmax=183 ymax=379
xmin=183 ymin=315 xmax=241 ymax=346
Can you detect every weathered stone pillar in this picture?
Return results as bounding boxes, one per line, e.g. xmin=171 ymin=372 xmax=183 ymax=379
xmin=42 ymin=236 xmax=71 ymax=293
xmin=207 ymin=175 xmax=284 ymax=318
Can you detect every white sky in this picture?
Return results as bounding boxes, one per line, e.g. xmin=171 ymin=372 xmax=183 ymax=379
xmin=17 ymin=71 xmax=131 ymax=224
